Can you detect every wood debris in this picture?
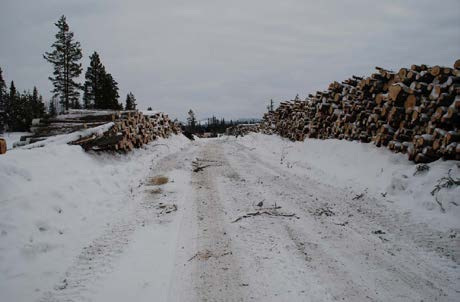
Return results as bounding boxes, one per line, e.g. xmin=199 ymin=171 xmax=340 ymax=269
xmin=232 ymin=209 xmax=299 ymax=223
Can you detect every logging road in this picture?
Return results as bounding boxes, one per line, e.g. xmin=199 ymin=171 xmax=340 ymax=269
xmin=41 ymin=137 xmax=459 ymax=302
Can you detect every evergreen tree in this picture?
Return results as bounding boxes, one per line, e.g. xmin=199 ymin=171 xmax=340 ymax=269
xmin=44 ymin=15 xmax=83 ymax=111
xmin=187 ymin=109 xmax=196 ymax=131
xmin=267 ymin=99 xmax=274 ymax=112
xmin=147 ymin=106 xmax=153 ymax=111
xmin=6 ymin=83 xmax=30 ymax=131
xmin=0 ymin=68 xmax=6 ymax=133
xmin=83 ymin=51 xmax=121 ymax=110
xmin=31 ymin=87 xmax=45 ymax=119
xmin=100 ymin=72 xmax=121 ymax=109
xmin=17 ymin=90 xmax=33 ymax=131
xmin=49 ymin=96 xmax=58 ymax=117
xmin=124 ymin=92 xmax=137 ymax=110
xmin=6 ymin=81 xmax=17 ymax=130
xmin=83 ymin=52 xmax=103 ymax=109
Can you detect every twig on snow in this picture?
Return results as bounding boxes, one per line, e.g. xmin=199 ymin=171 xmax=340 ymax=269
xmin=232 ymin=210 xmax=298 ymax=223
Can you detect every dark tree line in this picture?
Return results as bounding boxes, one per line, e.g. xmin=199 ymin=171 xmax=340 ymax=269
xmin=184 ymin=109 xmax=257 ymax=136
xmin=1 ymin=15 xmax=138 ymax=133
xmin=0 ymin=68 xmax=46 ymax=132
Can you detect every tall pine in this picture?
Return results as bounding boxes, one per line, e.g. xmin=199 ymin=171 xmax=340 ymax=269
xmin=44 ymin=15 xmax=83 ymax=111
xmin=124 ymin=92 xmax=136 ymax=110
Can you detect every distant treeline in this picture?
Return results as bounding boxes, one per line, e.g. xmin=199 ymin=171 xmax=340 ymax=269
xmin=184 ymin=109 xmax=259 ymax=136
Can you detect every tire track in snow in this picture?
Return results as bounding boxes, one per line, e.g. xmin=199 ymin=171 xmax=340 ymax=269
xmin=220 ymin=139 xmax=458 ymax=301
xmin=187 ymin=142 xmax=245 ymax=302
xmin=38 ymin=144 xmax=197 ymax=302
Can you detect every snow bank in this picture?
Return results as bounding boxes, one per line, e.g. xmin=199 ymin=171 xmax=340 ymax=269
xmin=1 ymin=132 xmax=31 ymax=150
xmin=236 ymin=133 xmax=460 ymax=230
xmin=0 ymin=134 xmax=190 ymax=301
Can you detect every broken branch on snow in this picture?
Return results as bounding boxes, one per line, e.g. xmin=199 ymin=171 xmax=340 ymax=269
xmin=232 ymin=210 xmax=299 ymax=223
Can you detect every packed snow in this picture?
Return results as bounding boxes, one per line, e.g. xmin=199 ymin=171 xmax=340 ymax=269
xmin=236 ymin=133 xmax=460 ymax=231
xmin=1 ymin=132 xmax=31 ymax=150
xmin=0 ymin=133 xmax=190 ymax=301
xmin=0 ymin=132 xmax=458 ymax=301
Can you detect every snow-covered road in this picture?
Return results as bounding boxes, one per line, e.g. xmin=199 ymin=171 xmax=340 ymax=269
xmin=1 ymin=135 xmax=459 ymax=301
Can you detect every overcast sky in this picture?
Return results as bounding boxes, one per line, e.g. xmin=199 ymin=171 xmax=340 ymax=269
xmin=1 ymin=0 xmax=459 ymax=121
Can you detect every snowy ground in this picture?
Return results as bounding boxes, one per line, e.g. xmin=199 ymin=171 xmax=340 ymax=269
xmin=1 ymin=132 xmax=31 ymax=149
xmin=0 ymin=133 xmax=459 ymax=301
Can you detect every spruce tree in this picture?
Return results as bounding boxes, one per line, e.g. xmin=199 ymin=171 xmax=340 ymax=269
xmin=44 ymin=15 xmax=83 ymax=111
xmin=17 ymin=90 xmax=32 ymax=131
xmin=31 ymin=87 xmax=45 ymax=118
xmin=187 ymin=109 xmax=196 ymax=131
xmin=124 ymin=92 xmax=137 ymax=110
xmin=0 ymin=68 xmax=6 ymax=133
xmin=83 ymin=52 xmax=103 ymax=109
xmin=49 ymin=96 xmax=58 ymax=117
xmin=6 ymin=81 xmax=17 ymax=130
xmin=100 ymin=72 xmax=121 ymax=110
xmin=83 ymin=51 xmax=121 ymax=110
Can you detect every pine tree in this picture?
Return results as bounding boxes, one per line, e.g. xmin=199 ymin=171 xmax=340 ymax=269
xmin=6 ymin=83 xmax=30 ymax=131
xmin=83 ymin=52 xmax=103 ymax=109
xmin=44 ymin=15 xmax=83 ymax=111
xmin=100 ymin=72 xmax=121 ymax=109
xmin=0 ymin=68 xmax=6 ymax=133
xmin=31 ymin=87 xmax=45 ymax=119
xmin=187 ymin=109 xmax=196 ymax=131
xmin=49 ymin=96 xmax=58 ymax=117
xmin=83 ymin=51 xmax=121 ymax=110
xmin=267 ymin=99 xmax=274 ymax=112
xmin=17 ymin=90 xmax=33 ymax=131
xmin=6 ymin=81 xmax=17 ymax=130
xmin=124 ymin=92 xmax=137 ymax=110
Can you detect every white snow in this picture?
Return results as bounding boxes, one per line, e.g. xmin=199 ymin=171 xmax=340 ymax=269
xmin=236 ymin=133 xmax=460 ymax=231
xmin=0 ymin=134 xmax=190 ymax=302
xmin=1 ymin=132 xmax=459 ymax=302
xmin=1 ymin=132 xmax=32 ymax=150
xmin=22 ymin=122 xmax=115 ymax=149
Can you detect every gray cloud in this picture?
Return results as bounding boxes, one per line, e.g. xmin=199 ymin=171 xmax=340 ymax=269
xmin=1 ymin=0 xmax=459 ymax=121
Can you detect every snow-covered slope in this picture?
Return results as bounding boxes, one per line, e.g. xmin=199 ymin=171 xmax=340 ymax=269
xmin=0 ymin=134 xmax=190 ymax=301
xmin=1 ymin=132 xmax=31 ymax=150
xmin=1 ymin=131 xmax=458 ymax=301
xmin=236 ymin=133 xmax=460 ymax=231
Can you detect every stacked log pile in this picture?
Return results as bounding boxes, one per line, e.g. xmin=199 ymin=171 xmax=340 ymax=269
xmin=226 ymin=123 xmax=261 ymax=136
xmin=0 ymin=138 xmax=6 ymax=154
xmin=70 ymin=111 xmax=180 ymax=152
xmin=260 ymin=60 xmax=460 ymax=163
xmin=14 ymin=110 xmax=123 ymax=147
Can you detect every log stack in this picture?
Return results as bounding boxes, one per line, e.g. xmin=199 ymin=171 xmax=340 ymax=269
xmin=70 ymin=110 xmax=181 ymax=152
xmin=226 ymin=123 xmax=261 ymax=136
xmin=260 ymin=60 xmax=460 ymax=163
xmin=0 ymin=138 xmax=6 ymax=154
